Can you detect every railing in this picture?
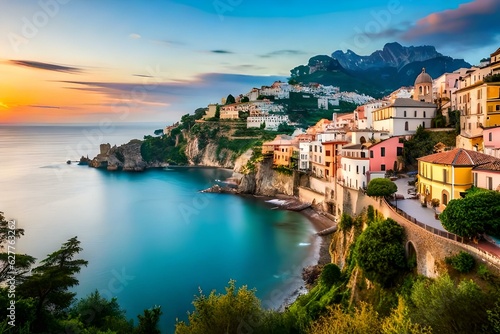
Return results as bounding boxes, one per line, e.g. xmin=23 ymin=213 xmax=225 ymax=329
xmin=384 ymin=198 xmax=500 ymax=268
xmin=384 ymin=198 xmax=465 ymax=243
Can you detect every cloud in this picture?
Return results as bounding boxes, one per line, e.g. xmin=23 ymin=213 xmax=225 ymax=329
xmin=210 ymin=50 xmax=234 ymax=54
xmin=28 ymin=105 xmax=60 ymax=109
xmin=58 ymin=72 xmax=286 ymax=118
xmin=401 ymin=0 xmax=500 ymax=48
xmin=260 ymin=50 xmax=307 ymax=58
xmin=129 ymin=33 xmax=141 ymax=39
xmin=150 ymin=39 xmax=186 ymax=47
xmin=133 ymin=74 xmax=153 ymax=78
xmin=9 ymin=60 xmax=83 ymax=74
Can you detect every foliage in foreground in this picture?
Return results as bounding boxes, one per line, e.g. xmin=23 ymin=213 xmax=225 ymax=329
xmin=440 ymin=188 xmax=500 ymax=238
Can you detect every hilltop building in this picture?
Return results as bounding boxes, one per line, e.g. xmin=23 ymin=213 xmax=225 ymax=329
xmin=413 ymin=68 xmax=433 ymax=103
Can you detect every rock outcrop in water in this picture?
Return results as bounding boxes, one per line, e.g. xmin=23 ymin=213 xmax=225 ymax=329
xmin=89 ymin=140 xmax=166 ymax=171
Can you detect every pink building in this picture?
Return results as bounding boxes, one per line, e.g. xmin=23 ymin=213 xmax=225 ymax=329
xmin=473 ymin=160 xmax=500 ymax=191
xmin=368 ymin=136 xmax=404 ymax=174
xmin=483 ymin=126 xmax=500 ymax=159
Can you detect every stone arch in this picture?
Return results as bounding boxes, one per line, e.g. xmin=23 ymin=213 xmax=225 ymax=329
xmin=406 ymin=241 xmax=417 ymax=268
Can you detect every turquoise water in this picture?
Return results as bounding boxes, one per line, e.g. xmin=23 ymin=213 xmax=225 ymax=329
xmin=0 ymin=125 xmax=316 ymax=332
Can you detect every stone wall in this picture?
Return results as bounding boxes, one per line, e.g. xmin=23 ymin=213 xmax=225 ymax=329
xmin=336 ymin=183 xmax=500 ymax=277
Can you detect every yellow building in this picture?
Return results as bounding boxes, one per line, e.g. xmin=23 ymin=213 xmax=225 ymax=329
xmin=262 ymin=135 xmax=298 ymax=167
xmin=417 ymin=148 xmax=499 ymax=206
xmin=455 ymin=48 xmax=500 ymax=150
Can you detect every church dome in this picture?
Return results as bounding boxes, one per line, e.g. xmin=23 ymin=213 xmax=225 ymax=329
xmin=414 ymin=68 xmax=432 ymax=85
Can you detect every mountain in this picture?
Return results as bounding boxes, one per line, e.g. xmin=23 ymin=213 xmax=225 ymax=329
xmin=290 ymin=42 xmax=471 ymax=97
xmin=331 ymin=42 xmax=444 ymax=71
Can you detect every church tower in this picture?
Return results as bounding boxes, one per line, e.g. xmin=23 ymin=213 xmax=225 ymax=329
xmin=413 ymin=68 xmax=433 ymax=103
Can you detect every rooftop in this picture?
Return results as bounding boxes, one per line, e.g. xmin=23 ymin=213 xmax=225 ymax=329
xmin=418 ymin=148 xmax=500 ymax=166
xmin=473 ymin=160 xmax=500 ymax=172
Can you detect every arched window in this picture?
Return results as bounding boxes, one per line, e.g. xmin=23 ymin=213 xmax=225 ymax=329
xmin=404 ymin=110 xmax=407 ymax=117
xmin=442 ymin=192 xmax=448 ymax=205
xmin=419 ymin=86 xmax=423 ymax=94
xmin=360 ymin=136 xmax=366 ymax=144
xmin=423 ymin=111 xmax=426 ymax=118
xmin=405 ymin=121 xmax=409 ymax=131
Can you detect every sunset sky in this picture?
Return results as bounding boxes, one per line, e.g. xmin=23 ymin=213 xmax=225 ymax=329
xmin=1 ymin=0 xmax=499 ymax=124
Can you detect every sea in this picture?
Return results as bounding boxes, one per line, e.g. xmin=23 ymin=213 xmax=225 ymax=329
xmin=0 ymin=124 xmax=317 ymax=332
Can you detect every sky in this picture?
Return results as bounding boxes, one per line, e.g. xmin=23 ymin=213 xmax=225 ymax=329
xmin=0 ymin=0 xmax=499 ymax=124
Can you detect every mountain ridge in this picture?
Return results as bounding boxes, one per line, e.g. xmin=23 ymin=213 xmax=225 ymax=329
xmin=290 ymin=42 xmax=471 ymax=97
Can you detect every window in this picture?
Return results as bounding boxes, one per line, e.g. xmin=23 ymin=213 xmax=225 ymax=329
xmin=404 ymin=110 xmax=407 ymax=117
xmin=468 ymin=123 xmax=471 ymax=130
xmin=326 ymin=150 xmax=331 ymax=156
xmin=349 ymin=165 xmax=351 ymax=172
xmin=488 ymin=177 xmax=493 ymax=190
xmin=397 ymin=147 xmax=403 ymax=156
xmin=405 ymin=121 xmax=409 ymax=131
xmin=381 ymin=164 xmax=386 ymax=171
xmin=363 ymin=166 xmax=366 ymax=175
xmin=414 ymin=110 xmax=417 ymax=117
xmin=490 ymin=132 xmax=493 ymax=142
xmin=356 ymin=165 xmax=359 ymax=174
xmin=443 ymin=169 xmax=447 ymax=183
xmin=442 ymin=193 xmax=448 ymax=205
xmin=381 ymin=147 xmax=385 ymax=157
xmin=319 ymin=157 xmax=322 ymax=163
xmin=424 ymin=111 xmax=426 ymax=118
xmin=314 ymin=146 xmax=317 ymax=152
xmin=473 ymin=173 xmax=478 ymax=187
xmin=422 ymin=122 xmax=425 ymax=129
xmin=370 ymin=151 xmax=374 ymax=158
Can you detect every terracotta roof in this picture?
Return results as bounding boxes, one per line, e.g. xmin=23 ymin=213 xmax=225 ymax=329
xmin=418 ymin=148 xmax=500 ymax=166
xmin=473 ymin=160 xmax=500 ymax=172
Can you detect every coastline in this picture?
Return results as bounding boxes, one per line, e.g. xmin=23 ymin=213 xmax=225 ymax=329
xmin=239 ymin=193 xmax=336 ymax=310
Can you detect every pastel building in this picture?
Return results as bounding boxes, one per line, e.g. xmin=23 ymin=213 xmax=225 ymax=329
xmin=340 ymin=144 xmax=370 ymax=190
xmin=367 ymin=136 xmax=404 ymax=179
xmin=417 ymin=148 xmax=499 ymax=206
xmin=247 ymin=115 xmax=290 ymax=130
xmin=483 ymin=126 xmax=500 ymax=159
xmin=372 ymin=98 xmax=436 ymax=136
xmin=473 ymin=161 xmax=500 ymax=191
xmin=262 ymin=135 xmax=298 ymax=167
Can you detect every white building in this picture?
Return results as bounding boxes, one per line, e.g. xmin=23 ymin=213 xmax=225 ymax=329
xmin=340 ymin=144 xmax=370 ymax=190
xmin=372 ymin=98 xmax=436 ymax=136
xmin=247 ymin=115 xmax=290 ymax=131
xmin=299 ymin=142 xmax=312 ymax=170
xmin=361 ymin=100 xmax=391 ymax=129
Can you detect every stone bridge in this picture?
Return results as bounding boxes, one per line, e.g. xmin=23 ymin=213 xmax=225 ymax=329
xmin=337 ymin=184 xmax=500 ymax=277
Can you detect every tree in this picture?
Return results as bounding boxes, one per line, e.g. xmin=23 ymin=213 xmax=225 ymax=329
xmin=225 ymin=94 xmax=236 ymax=105
xmin=137 ymin=305 xmax=162 ymax=334
xmin=308 ymin=303 xmax=381 ymax=334
xmin=214 ymin=105 xmax=220 ymax=119
xmin=319 ymin=264 xmax=341 ymax=287
xmin=175 ymin=280 xmax=264 ymax=334
xmin=403 ymin=126 xmax=433 ymax=167
xmin=445 ymin=251 xmax=475 ymax=273
xmin=70 ymin=290 xmax=134 ymax=332
xmin=439 ymin=189 xmax=500 ymax=238
xmin=355 ymin=218 xmax=407 ymax=286
xmin=241 ymin=96 xmax=250 ymax=103
xmin=366 ymin=178 xmax=397 ymax=198
xmin=153 ymin=129 xmax=164 ymax=136
xmin=0 ymin=212 xmax=35 ymax=283
xmin=410 ymin=275 xmax=495 ymax=333
xmin=19 ymin=237 xmax=88 ymax=331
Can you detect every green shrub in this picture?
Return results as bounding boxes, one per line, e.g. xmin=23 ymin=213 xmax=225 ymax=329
xmin=339 ymin=213 xmax=354 ymax=230
xmin=477 ymin=264 xmax=491 ymax=280
xmin=446 ymin=251 xmax=475 ymax=273
xmin=320 ymin=264 xmax=341 ymax=287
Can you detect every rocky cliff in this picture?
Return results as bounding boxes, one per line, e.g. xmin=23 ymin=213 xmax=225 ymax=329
xmin=238 ymin=156 xmax=294 ymax=196
xmin=89 ymin=140 xmax=166 ymax=171
xmin=184 ymin=135 xmax=235 ymax=169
